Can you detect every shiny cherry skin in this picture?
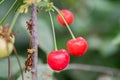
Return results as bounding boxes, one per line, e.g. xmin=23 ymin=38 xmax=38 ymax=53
xmin=47 ymin=49 xmax=70 ymax=71
xmin=67 ymin=37 xmax=88 ymax=56
xmin=57 ymin=9 xmax=74 ymax=26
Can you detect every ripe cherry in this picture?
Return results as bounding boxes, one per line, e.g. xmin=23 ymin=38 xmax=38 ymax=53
xmin=67 ymin=37 xmax=88 ymax=56
xmin=57 ymin=9 xmax=74 ymax=26
xmin=47 ymin=49 xmax=70 ymax=71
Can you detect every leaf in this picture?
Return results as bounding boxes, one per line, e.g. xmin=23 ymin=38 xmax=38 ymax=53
xmin=88 ymin=0 xmax=114 ymax=12
xmin=99 ymin=40 xmax=118 ymax=57
xmin=37 ymin=19 xmax=54 ymax=54
xmin=0 ymin=0 xmax=4 ymax=5
xmin=17 ymin=64 xmax=56 ymax=80
xmin=87 ymin=35 xmax=102 ymax=50
xmin=112 ymin=33 xmax=120 ymax=45
xmin=0 ymin=56 xmax=25 ymax=78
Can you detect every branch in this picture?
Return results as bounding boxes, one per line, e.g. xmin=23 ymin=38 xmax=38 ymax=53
xmin=65 ymin=64 xmax=120 ymax=76
xmin=31 ymin=4 xmax=38 ymax=80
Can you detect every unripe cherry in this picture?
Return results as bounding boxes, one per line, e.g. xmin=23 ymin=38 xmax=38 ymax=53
xmin=47 ymin=49 xmax=70 ymax=71
xmin=57 ymin=9 xmax=74 ymax=26
xmin=0 ymin=35 xmax=15 ymax=58
xmin=67 ymin=37 xmax=88 ymax=56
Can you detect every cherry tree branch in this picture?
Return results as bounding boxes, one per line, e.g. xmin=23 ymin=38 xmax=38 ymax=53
xmin=31 ymin=4 xmax=38 ymax=80
xmin=65 ymin=63 xmax=120 ymax=76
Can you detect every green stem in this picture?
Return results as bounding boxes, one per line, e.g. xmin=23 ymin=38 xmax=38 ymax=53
xmin=52 ymin=6 xmax=76 ymax=39
xmin=0 ymin=0 xmax=17 ymax=25
xmin=49 ymin=11 xmax=58 ymax=51
xmin=8 ymin=9 xmax=20 ymax=35
xmin=0 ymin=0 xmax=4 ymax=5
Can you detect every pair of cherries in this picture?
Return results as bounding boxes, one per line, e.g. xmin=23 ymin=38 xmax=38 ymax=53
xmin=47 ymin=9 xmax=88 ymax=71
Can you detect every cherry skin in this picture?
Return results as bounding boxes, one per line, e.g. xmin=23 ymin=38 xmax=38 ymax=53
xmin=57 ymin=9 xmax=74 ymax=26
xmin=47 ymin=49 xmax=70 ymax=71
xmin=0 ymin=35 xmax=15 ymax=58
xmin=67 ymin=37 xmax=88 ymax=56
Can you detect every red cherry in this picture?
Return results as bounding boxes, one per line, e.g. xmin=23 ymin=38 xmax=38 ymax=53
xmin=57 ymin=9 xmax=74 ymax=26
xmin=67 ymin=37 xmax=88 ymax=56
xmin=47 ymin=49 xmax=70 ymax=71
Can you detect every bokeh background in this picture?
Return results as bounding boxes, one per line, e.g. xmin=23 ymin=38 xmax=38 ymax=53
xmin=0 ymin=0 xmax=120 ymax=80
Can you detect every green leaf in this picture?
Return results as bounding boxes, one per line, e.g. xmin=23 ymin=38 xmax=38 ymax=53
xmin=0 ymin=56 xmax=25 ymax=78
xmin=87 ymin=35 xmax=102 ymax=50
xmin=37 ymin=19 xmax=54 ymax=54
xmin=100 ymin=40 xmax=118 ymax=57
xmin=112 ymin=33 xmax=120 ymax=45
xmin=88 ymin=0 xmax=114 ymax=12
xmin=0 ymin=0 xmax=4 ymax=5
xmin=17 ymin=64 xmax=55 ymax=80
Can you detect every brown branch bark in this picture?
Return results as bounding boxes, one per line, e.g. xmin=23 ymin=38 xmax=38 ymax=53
xmin=66 ymin=63 xmax=120 ymax=76
xmin=31 ymin=4 xmax=38 ymax=80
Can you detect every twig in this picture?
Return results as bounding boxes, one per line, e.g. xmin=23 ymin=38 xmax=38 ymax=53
xmin=13 ymin=46 xmax=24 ymax=80
xmin=65 ymin=63 xmax=120 ymax=76
xmin=31 ymin=4 xmax=38 ymax=80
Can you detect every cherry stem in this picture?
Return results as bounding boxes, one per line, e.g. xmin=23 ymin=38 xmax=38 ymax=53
xmin=0 ymin=0 xmax=17 ymax=25
xmin=8 ymin=9 xmax=20 ymax=35
xmin=49 ymin=11 xmax=58 ymax=51
xmin=7 ymin=45 xmax=14 ymax=80
xmin=13 ymin=46 xmax=24 ymax=80
xmin=52 ymin=6 xmax=76 ymax=40
xmin=8 ymin=56 xmax=11 ymax=80
xmin=7 ymin=42 xmax=12 ymax=80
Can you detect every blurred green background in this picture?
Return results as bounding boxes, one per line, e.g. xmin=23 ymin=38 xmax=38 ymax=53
xmin=0 ymin=0 xmax=120 ymax=80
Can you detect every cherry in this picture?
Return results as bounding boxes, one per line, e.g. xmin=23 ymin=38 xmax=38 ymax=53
xmin=47 ymin=49 xmax=70 ymax=71
xmin=67 ymin=37 xmax=88 ymax=56
xmin=57 ymin=9 xmax=74 ymax=26
xmin=0 ymin=35 xmax=15 ymax=58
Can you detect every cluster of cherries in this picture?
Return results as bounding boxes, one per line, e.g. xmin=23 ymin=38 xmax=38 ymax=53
xmin=47 ymin=9 xmax=88 ymax=71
